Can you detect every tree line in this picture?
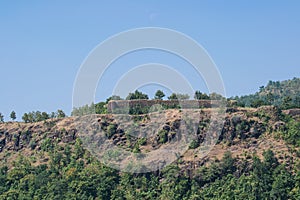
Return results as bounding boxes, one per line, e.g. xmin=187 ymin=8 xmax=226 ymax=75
xmin=0 ymin=110 xmax=66 ymax=123
xmin=0 ymin=145 xmax=298 ymax=199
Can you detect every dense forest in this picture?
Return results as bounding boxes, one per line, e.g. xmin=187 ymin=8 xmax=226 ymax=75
xmin=0 ymin=146 xmax=299 ymax=199
xmin=0 ymin=78 xmax=300 ymax=199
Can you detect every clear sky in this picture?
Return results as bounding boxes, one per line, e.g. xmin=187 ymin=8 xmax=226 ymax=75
xmin=1 ymin=1 xmax=300 ymax=120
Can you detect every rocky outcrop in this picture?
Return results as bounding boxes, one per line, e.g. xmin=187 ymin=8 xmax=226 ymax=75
xmin=0 ymin=119 xmax=78 ymax=152
xmin=0 ymin=106 xmax=296 ymax=169
xmin=283 ymin=108 xmax=300 ymax=117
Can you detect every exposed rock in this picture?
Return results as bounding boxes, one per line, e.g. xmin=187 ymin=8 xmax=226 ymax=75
xmin=273 ymin=121 xmax=286 ymax=131
xmin=283 ymin=108 xmax=300 ymax=117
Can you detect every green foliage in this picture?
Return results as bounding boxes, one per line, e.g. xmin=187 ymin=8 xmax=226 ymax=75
xmin=106 ymin=124 xmax=117 ymax=138
xmin=194 ymin=90 xmax=209 ymax=100
xmin=154 ymin=90 xmax=165 ymax=100
xmin=56 ymin=109 xmax=66 ymax=118
xmin=168 ymin=93 xmax=190 ymax=100
xmin=167 ymin=93 xmax=178 ymax=100
xmin=10 ymin=111 xmax=16 ymax=121
xmin=72 ymin=102 xmax=107 ymax=116
xmin=0 ymin=112 xmax=4 ymax=123
xmin=209 ymin=92 xmax=225 ymax=100
xmin=270 ymin=165 xmax=294 ymax=199
xmin=129 ymin=104 xmax=150 ymax=115
xmin=0 ymin=142 xmax=299 ymax=200
xmin=106 ymin=95 xmax=123 ymax=103
xmin=126 ymin=90 xmax=149 ymax=100
xmin=189 ymin=139 xmax=199 ymax=149
xmin=283 ymin=119 xmax=300 ymax=147
xmin=250 ymin=99 xmax=266 ymax=108
xmin=137 ymin=138 xmax=147 ymax=146
xmin=158 ymin=129 xmax=168 ymax=144
xmin=1 ymin=82 xmax=300 ymax=199
xmin=41 ymin=138 xmax=54 ymax=152
xmin=22 ymin=109 xmax=66 ymax=123
xmin=95 ymin=102 xmax=107 ymax=114
xmin=29 ymin=140 xmax=37 ymax=150
xmin=232 ymin=77 xmax=300 ymax=109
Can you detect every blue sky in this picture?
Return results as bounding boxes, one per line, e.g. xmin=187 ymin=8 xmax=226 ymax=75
xmin=1 ymin=1 xmax=300 ymax=120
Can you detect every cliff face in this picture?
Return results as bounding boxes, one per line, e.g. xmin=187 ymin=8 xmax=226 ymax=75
xmin=0 ymin=106 xmax=298 ymax=171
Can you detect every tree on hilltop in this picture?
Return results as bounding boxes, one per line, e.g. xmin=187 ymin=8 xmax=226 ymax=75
xmin=194 ymin=91 xmax=209 ymax=100
xmin=0 ymin=112 xmax=4 ymax=122
xmin=154 ymin=90 xmax=165 ymax=100
xmin=126 ymin=90 xmax=149 ymax=100
xmin=10 ymin=111 xmax=16 ymax=121
xmin=168 ymin=93 xmax=189 ymax=100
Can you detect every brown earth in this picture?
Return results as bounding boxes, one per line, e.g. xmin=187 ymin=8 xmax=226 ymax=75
xmin=0 ymin=106 xmax=298 ymax=172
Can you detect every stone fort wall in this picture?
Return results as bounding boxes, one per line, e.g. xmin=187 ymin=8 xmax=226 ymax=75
xmin=107 ymin=100 xmax=223 ymax=113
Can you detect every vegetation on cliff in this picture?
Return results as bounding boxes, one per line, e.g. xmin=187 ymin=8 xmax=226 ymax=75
xmin=0 ymin=77 xmax=299 ymax=199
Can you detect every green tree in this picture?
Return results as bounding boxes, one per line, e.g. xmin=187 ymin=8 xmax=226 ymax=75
xmin=263 ymin=149 xmax=278 ymax=171
xmin=10 ymin=111 xmax=16 ymax=121
xmin=154 ymin=90 xmax=165 ymax=100
xmin=22 ymin=113 xmax=29 ymax=123
xmin=95 ymin=102 xmax=107 ymax=114
xmin=27 ymin=112 xmax=34 ymax=122
xmin=266 ymin=92 xmax=275 ymax=105
xmin=168 ymin=93 xmax=178 ymax=100
xmin=194 ymin=90 xmax=209 ymax=100
xmin=126 ymin=90 xmax=149 ymax=100
xmin=220 ymin=151 xmax=236 ymax=175
xmin=270 ymin=165 xmax=294 ymax=199
xmin=250 ymin=99 xmax=265 ymax=108
xmin=160 ymin=164 xmax=190 ymax=200
xmin=168 ymin=93 xmax=189 ymax=100
xmin=285 ymin=120 xmax=300 ymax=146
xmin=0 ymin=113 xmax=4 ymax=123
xmin=282 ymin=96 xmax=293 ymax=109
xmin=35 ymin=111 xmax=42 ymax=121
xmin=106 ymin=95 xmax=123 ymax=103
xmin=56 ymin=110 xmax=66 ymax=118
xmin=259 ymin=85 xmax=265 ymax=92
xmin=41 ymin=112 xmax=49 ymax=121
xmin=50 ymin=111 xmax=56 ymax=118
xmin=209 ymin=92 xmax=224 ymax=100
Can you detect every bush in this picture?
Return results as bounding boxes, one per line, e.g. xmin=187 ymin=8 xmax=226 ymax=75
xmin=158 ymin=130 xmax=168 ymax=144
xmin=106 ymin=124 xmax=117 ymax=138
xmin=189 ymin=139 xmax=199 ymax=149
xmin=41 ymin=138 xmax=54 ymax=152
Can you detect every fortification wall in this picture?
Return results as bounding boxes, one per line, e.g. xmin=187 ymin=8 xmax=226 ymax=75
xmin=107 ymin=100 xmax=222 ymax=113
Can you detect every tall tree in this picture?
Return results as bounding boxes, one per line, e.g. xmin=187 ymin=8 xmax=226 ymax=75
xmin=126 ymin=90 xmax=149 ymax=100
xmin=168 ymin=93 xmax=178 ymax=100
xmin=10 ymin=111 xmax=16 ymax=121
xmin=194 ymin=91 xmax=209 ymax=100
xmin=56 ymin=110 xmax=66 ymax=118
xmin=154 ymin=90 xmax=165 ymax=100
xmin=22 ymin=113 xmax=29 ymax=123
xmin=0 ymin=112 xmax=4 ymax=122
xmin=106 ymin=95 xmax=122 ymax=103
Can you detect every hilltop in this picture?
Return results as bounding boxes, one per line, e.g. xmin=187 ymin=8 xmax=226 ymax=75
xmin=233 ymin=77 xmax=300 ymax=108
xmin=1 ymin=106 xmax=299 ymax=169
xmin=0 ymin=78 xmax=300 ymax=199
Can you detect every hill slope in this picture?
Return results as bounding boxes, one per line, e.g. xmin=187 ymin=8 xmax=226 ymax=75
xmin=234 ymin=77 xmax=300 ymax=109
xmin=0 ymin=106 xmax=299 ymax=199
